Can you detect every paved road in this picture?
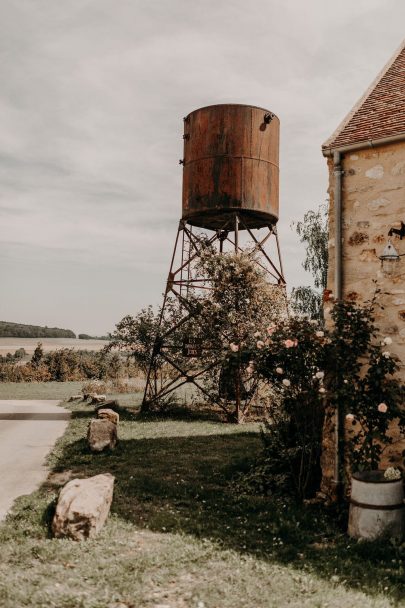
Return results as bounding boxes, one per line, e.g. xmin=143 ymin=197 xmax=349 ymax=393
xmin=0 ymin=400 xmax=71 ymax=521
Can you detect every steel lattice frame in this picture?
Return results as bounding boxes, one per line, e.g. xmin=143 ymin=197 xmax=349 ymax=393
xmin=142 ymin=213 xmax=286 ymax=419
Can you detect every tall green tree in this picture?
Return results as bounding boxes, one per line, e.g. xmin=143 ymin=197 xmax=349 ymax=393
xmin=290 ymin=204 xmax=328 ymax=320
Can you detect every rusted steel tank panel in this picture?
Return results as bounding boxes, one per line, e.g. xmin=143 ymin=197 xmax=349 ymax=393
xmin=182 ymin=104 xmax=279 ymax=230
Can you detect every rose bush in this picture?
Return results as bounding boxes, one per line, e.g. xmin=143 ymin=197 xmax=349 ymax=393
xmin=241 ymin=296 xmax=405 ymax=500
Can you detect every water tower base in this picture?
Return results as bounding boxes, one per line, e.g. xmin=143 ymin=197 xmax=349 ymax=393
xmin=142 ymin=213 xmax=287 ymax=420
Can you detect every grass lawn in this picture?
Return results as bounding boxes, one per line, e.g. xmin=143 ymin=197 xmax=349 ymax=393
xmin=0 ymin=381 xmax=143 ymax=409
xmin=0 ymin=386 xmax=404 ymax=606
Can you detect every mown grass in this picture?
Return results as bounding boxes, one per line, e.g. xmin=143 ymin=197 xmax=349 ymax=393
xmin=0 ymin=381 xmax=84 ymax=400
xmin=0 ymin=388 xmax=405 ymax=606
xmin=0 ymin=381 xmax=143 ymax=410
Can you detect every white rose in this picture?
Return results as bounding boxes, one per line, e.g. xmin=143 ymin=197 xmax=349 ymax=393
xmin=315 ymin=371 xmax=324 ymax=380
xmin=383 ymin=337 xmax=393 ymax=345
xmin=276 ymin=367 xmax=283 ymax=374
xmin=316 ymin=331 xmax=324 ymax=338
xmin=282 ymin=378 xmax=291 ymax=387
xmin=382 ymin=351 xmax=390 ymax=358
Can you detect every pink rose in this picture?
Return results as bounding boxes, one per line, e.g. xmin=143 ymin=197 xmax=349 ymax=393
xmin=256 ymin=340 xmax=265 ymax=349
xmin=284 ymin=339 xmax=295 ymax=348
xmin=378 ymin=402 xmax=388 ymax=413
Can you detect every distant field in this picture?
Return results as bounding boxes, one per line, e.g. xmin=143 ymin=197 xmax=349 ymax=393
xmin=0 ymin=337 xmax=109 ymax=356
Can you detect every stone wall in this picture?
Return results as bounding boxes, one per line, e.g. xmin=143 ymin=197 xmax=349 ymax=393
xmin=321 ymin=140 xmax=405 ymax=496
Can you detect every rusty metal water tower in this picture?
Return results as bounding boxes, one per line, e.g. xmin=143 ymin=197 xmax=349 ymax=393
xmin=143 ymin=104 xmax=286 ymax=412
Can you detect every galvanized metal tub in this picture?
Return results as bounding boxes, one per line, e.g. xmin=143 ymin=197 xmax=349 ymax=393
xmin=182 ymin=104 xmax=279 ymax=230
xmin=348 ymin=471 xmax=405 ymax=541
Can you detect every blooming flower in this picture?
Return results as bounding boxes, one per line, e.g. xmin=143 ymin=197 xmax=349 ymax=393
xmin=319 ymin=387 xmax=326 ymax=394
xmin=378 ymin=402 xmax=388 ymax=413
xmin=316 ymin=331 xmax=324 ymax=338
xmin=383 ymin=337 xmax=393 ymax=345
xmin=266 ymin=325 xmax=276 ymax=335
xmin=254 ymin=331 xmax=261 ymax=338
xmin=384 ymin=467 xmax=401 ymax=481
xmin=284 ymin=339 xmax=296 ymax=348
xmin=282 ymin=378 xmax=291 ymax=387
xmin=382 ymin=351 xmax=390 ymax=359
xmin=315 ymin=371 xmax=325 ymax=380
xmin=309 ymin=319 xmax=318 ymax=326
xmin=230 ymin=343 xmax=239 ymax=352
xmin=256 ymin=340 xmax=265 ymax=349
xmin=276 ymin=367 xmax=283 ymax=374
xmin=346 ymin=413 xmax=355 ymax=421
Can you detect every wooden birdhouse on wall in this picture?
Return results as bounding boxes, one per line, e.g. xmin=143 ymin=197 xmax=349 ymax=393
xmin=321 ymin=39 xmax=405 ymax=495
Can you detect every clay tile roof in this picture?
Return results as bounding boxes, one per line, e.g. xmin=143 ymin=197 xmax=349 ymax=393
xmin=322 ymin=39 xmax=405 ymax=151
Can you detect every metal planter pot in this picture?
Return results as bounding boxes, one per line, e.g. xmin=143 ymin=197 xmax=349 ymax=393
xmin=348 ymin=470 xmax=405 ymax=541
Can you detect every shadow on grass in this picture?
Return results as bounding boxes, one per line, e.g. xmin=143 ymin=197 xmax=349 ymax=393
xmin=135 ymin=404 xmax=225 ymax=423
xmin=46 ymin=408 xmax=405 ymax=601
xmin=69 ymin=403 xmax=225 ymax=423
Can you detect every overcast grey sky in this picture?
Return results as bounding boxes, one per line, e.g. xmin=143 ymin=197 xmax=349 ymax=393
xmin=0 ymin=0 xmax=404 ymax=334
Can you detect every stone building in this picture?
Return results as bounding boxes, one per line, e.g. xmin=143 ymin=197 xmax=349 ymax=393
xmin=321 ymin=39 xmax=405 ymax=494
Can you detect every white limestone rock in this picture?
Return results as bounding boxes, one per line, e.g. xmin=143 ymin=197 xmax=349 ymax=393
xmin=365 ymin=165 xmax=384 ymax=179
xmin=90 ymin=394 xmax=107 ymax=405
xmin=87 ymin=418 xmax=117 ymax=452
xmin=52 ymin=473 xmax=115 ymax=540
xmin=97 ymin=408 xmax=119 ymax=425
xmin=367 ymin=197 xmax=390 ymax=211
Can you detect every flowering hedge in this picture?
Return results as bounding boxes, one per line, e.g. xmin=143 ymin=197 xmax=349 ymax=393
xmin=242 ymin=297 xmax=405 ymax=499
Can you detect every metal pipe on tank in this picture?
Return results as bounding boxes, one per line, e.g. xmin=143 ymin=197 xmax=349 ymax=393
xmin=334 ymin=150 xmax=343 ymax=301
xmin=333 ymin=149 xmax=344 ymax=498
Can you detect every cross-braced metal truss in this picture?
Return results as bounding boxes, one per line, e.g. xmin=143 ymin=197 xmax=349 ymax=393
xmin=142 ymin=213 xmax=287 ymax=421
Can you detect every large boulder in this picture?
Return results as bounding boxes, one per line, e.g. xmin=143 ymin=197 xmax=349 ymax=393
xmin=87 ymin=418 xmax=117 ymax=452
xmin=90 ymin=394 xmax=107 ymax=405
xmin=97 ymin=408 xmax=119 ymax=425
xmin=52 ymin=473 xmax=115 ymax=540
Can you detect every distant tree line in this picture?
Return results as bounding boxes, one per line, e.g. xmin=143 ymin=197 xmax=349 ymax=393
xmin=78 ymin=334 xmax=109 ymax=341
xmin=0 ymin=321 xmax=76 ymax=339
xmin=0 ymin=343 xmax=138 ymax=383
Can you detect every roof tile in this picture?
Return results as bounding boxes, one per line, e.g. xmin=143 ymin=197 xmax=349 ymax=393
xmin=323 ymin=40 xmax=405 ymax=150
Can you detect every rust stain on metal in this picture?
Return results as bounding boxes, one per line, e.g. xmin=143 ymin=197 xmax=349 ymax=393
xmin=182 ymin=104 xmax=279 ymax=229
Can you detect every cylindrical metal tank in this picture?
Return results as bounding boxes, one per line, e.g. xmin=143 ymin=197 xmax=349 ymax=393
xmin=182 ymin=104 xmax=279 ymax=230
xmin=348 ymin=471 xmax=405 ymax=541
